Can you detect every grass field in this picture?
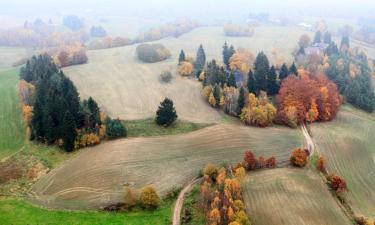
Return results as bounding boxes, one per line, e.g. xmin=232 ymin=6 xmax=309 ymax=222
xmin=63 ymin=26 xmax=310 ymax=123
xmin=0 ymin=47 xmax=27 ymax=71
xmin=0 ymin=198 xmax=172 ymax=225
xmin=242 ymin=168 xmax=352 ymax=225
xmin=311 ymin=105 xmax=375 ymax=218
xmin=30 ymin=124 xmax=303 ymax=210
xmin=0 ymin=68 xmax=26 ymax=160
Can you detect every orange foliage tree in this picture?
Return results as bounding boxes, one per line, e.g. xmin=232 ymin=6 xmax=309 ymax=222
xmin=290 ymin=148 xmax=308 ymax=167
xmin=277 ymin=69 xmax=341 ymax=127
xmin=328 ymin=174 xmax=347 ymax=193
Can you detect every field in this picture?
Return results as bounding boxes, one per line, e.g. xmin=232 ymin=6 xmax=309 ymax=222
xmin=242 ymin=168 xmax=352 ymax=225
xmin=30 ymin=124 xmax=303 ymax=210
xmin=311 ymin=105 xmax=375 ymax=217
xmin=0 ymin=68 xmax=26 ymax=160
xmin=0 ymin=47 xmax=27 ymax=71
xmin=0 ymin=198 xmax=172 ymax=225
xmin=63 ymin=26 xmax=310 ymax=123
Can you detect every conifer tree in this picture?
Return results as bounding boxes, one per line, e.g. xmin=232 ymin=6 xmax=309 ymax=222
xmin=247 ymin=69 xmax=256 ymax=94
xmin=340 ymin=36 xmax=350 ymax=49
xmin=195 ymin=44 xmax=206 ymax=71
xmin=254 ymin=52 xmax=270 ymax=92
xmin=323 ymin=32 xmax=332 ymax=44
xmin=178 ymin=50 xmax=186 ymax=65
xmin=238 ymin=87 xmax=245 ymax=115
xmin=313 ymin=31 xmax=322 ymax=43
xmin=289 ymin=62 xmax=298 ymax=76
xmin=213 ymin=85 xmax=221 ymax=108
xmin=267 ymin=65 xmax=279 ymax=95
xmin=156 ymin=98 xmax=178 ymax=126
xmin=227 ymin=72 xmax=237 ymax=88
xmin=222 ymin=42 xmax=229 ymax=68
xmin=61 ymin=111 xmax=77 ymax=152
xmin=279 ymin=63 xmax=289 ymax=81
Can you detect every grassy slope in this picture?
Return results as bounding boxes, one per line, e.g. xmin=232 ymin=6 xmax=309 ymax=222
xmin=311 ymin=105 xmax=375 ymax=217
xmin=0 ymin=68 xmax=25 ymax=159
xmin=0 ymin=47 xmax=27 ymax=71
xmin=242 ymin=168 xmax=352 ymax=225
xmin=0 ymin=198 xmax=172 ymax=225
xmin=30 ymin=124 xmax=303 ymax=210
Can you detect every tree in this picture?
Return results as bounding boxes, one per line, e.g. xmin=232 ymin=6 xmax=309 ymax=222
xmin=140 ymin=186 xmax=160 ymax=209
xmin=240 ymin=93 xmax=276 ymax=127
xmin=340 ymin=36 xmax=350 ymax=50
xmin=323 ymin=32 xmax=332 ymax=44
xmin=61 ymin=111 xmax=77 ymax=152
xmin=247 ymin=69 xmax=256 ymax=94
xmin=105 ymin=118 xmax=127 ymax=139
xmin=178 ymin=62 xmax=193 ymax=76
xmin=223 ymin=42 xmax=235 ymax=69
xmin=237 ymin=87 xmax=245 ymax=115
xmin=136 ymin=44 xmax=171 ymax=63
xmin=90 ymin=26 xmax=107 ymax=38
xmin=298 ymin=34 xmax=311 ymax=48
xmin=244 ymin=150 xmax=257 ymax=170
xmin=254 ymin=52 xmax=270 ymax=92
xmin=195 ymin=44 xmax=206 ymax=71
xmin=230 ymin=49 xmax=254 ymax=74
xmin=203 ymin=164 xmax=218 ymax=181
xmin=267 ymin=65 xmax=279 ymax=95
xmin=155 ymin=98 xmax=178 ymax=126
xmin=313 ymin=31 xmax=322 ymax=43
xmin=124 ymin=188 xmax=136 ymax=208
xmin=290 ymin=148 xmax=308 ymax=167
xmin=228 ymin=72 xmax=237 ymax=87
xmin=178 ymin=50 xmax=186 ymax=65
xmin=328 ymin=174 xmax=347 ymax=193
xmin=279 ymin=63 xmax=289 ymax=81
xmin=289 ymin=62 xmax=298 ymax=76
xmin=63 ymin=15 xmax=84 ymax=31
xmin=316 ymin=156 xmax=326 ymax=173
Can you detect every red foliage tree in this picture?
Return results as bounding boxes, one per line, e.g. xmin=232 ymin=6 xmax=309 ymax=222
xmin=316 ymin=156 xmax=326 ymax=173
xmin=244 ymin=151 xmax=257 ymax=170
xmin=290 ymin=148 xmax=308 ymax=167
xmin=265 ymin=156 xmax=277 ymax=168
xmin=328 ymin=174 xmax=347 ymax=193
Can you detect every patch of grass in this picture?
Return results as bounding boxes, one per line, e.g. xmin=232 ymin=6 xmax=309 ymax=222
xmin=0 ymin=68 xmax=26 ymax=160
xmin=125 ymin=119 xmax=211 ymax=137
xmin=0 ymin=198 xmax=172 ymax=225
xmin=181 ymin=185 xmax=205 ymax=225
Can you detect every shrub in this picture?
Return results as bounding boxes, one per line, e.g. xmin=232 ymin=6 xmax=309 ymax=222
xmin=265 ymin=156 xmax=277 ymax=168
xmin=244 ymin=150 xmax=257 ymax=170
xmin=316 ymin=156 xmax=326 ymax=173
xmin=160 ymin=71 xmax=172 ymax=83
xmin=139 ymin=186 xmax=160 ymax=209
xmin=290 ymin=148 xmax=308 ymax=167
xmin=123 ymin=188 xmax=136 ymax=209
xmin=136 ymin=44 xmax=171 ymax=63
xmin=105 ymin=118 xmax=127 ymax=139
xmin=155 ymin=98 xmax=178 ymax=126
xmin=327 ymin=174 xmax=347 ymax=193
xmin=234 ymin=210 xmax=251 ymax=225
xmin=203 ymin=164 xmax=218 ymax=181
xmin=178 ymin=62 xmax=193 ymax=76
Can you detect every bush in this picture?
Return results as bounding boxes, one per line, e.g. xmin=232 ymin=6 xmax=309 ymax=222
xmin=316 ymin=156 xmax=326 ymax=173
xmin=203 ymin=164 xmax=218 ymax=181
xmin=178 ymin=62 xmax=193 ymax=76
xmin=105 ymin=118 xmax=127 ymax=139
xmin=123 ymin=188 xmax=136 ymax=209
xmin=160 ymin=71 xmax=172 ymax=83
xmin=136 ymin=44 xmax=171 ymax=63
xmin=290 ymin=148 xmax=308 ymax=167
xmin=155 ymin=98 xmax=178 ymax=126
xmin=139 ymin=186 xmax=160 ymax=209
xmin=327 ymin=174 xmax=347 ymax=193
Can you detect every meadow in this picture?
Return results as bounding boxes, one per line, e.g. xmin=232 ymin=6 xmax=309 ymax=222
xmin=242 ymin=168 xmax=352 ymax=225
xmin=311 ymin=105 xmax=375 ymax=217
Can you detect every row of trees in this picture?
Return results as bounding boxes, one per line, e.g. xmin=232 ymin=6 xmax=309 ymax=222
xmin=136 ymin=44 xmax=171 ymax=63
xmin=223 ymin=24 xmax=254 ymax=37
xmin=19 ymin=54 xmax=126 ymax=151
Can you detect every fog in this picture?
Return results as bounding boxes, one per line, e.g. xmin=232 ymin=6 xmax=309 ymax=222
xmin=1 ymin=0 xmax=375 ymax=22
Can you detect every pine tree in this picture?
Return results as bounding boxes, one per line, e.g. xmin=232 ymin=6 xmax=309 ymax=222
xmin=156 ymin=98 xmax=178 ymax=126
xmin=222 ymin=42 xmax=229 ymax=68
xmin=313 ymin=31 xmax=322 ymax=43
xmin=238 ymin=87 xmax=245 ymax=115
xmin=254 ymin=52 xmax=270 ymax=92
xmin=61 ymin=111 xmax=77 ymax=152
xmin=267 ymin=65 xmax=279 ymax=95
xmin=227 ymin=72 xmax=237 ymax=88
xmin=289 ymin=62 xmax=298 ymax=76
xmin=178 ymin=50 xmax=186 ymax=65
xmin=213 ymin=85 xmax=221 ymax=108
xmin=195 ymin=45 xmax=206 ymax=71
xmin=323 ymin=32 xmax=332 ymax=44
xmin=247 ymin=69 xmax=256 ymax=94
xmin=279 ymin=63 xmax=289 ymax=81
xmin=340 ymin=36 xmax=350 ymax=49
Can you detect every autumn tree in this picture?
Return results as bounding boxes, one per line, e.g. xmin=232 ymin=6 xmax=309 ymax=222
xmin=316 ymin=156 xmax=326 ymax=173
xmin=124 ymin=188 xmax=136 ymax=209
xmin=244 ymin=150 xmax=257 ymax=170
xmin=140 ymin=186 xmax=160 ymax=209
xmin=240 ymin=93 xmax=276 ymax=127
xmin=229 ymin=49 xmax=255 ymax=74
xmin=178 ymin=62 xmax=193 ymax=76
xmin=327 ymin=174 xmax=347 ymax=193
xmin=155 ymin=98 xmax=178 ymax=126
xmin=290 ymin=148 xmax=308 ymax=167
xmin=299 ymin=34 xmax=311 ymax=48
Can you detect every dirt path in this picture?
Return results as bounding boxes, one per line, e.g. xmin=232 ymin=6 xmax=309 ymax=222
xmin=301 ymin=124 xmax=315 ymax=156
xmin=172 ymin=178 xmax=201 ymax=225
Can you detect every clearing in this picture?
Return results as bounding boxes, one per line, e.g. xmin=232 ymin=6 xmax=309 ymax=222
xmin=30 ymin=124 xmax=303 ymax=210
xmin=242 ymin=168 xmax=352 ymax=225
xmin=311 ymin=105 xmax=375 ymax=217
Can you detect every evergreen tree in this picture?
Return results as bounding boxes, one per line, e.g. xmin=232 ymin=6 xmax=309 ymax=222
xmin=254 ymin=52 xmax=270 ymax=92
xmin=227 ymin=72 xmax=237 ymax=88
xmin=195 ymin=44 xmax=206 ymax=71
xmin=238 ymin=87 xmax=245 ymax=115
xmin=323 ymin=32 xmax=332 ymax=44
xmin=325 ymin=42 xmax=339 ymax=56
xmin=340 ymin=36 xmax=350 ymax=49
xmin=279 ymin=63 xmax=289 ymax=81
xmin=156 ymin=98 xmax=178 ymax=126
xmin=178 ymin=50 xmax=186 ymax=65
xmin=247 ymin=69 xmax=256 ymax=94
xmin=61 ymin=111 xmax=77 ymax=152
xmin=267 ymin=65 xmax=279 ymax=95
xmin=222 ymin=42 xmax=235 ymax=69
xmin=213 ymin=84 xmax=221 ymax=108
xmin=289 ymin=62 xmax=298 ymax=76
xmin=313 ymin=31 xmax=322 ymax=43
xmin=106 ymin=118 xmax=127 ymax=139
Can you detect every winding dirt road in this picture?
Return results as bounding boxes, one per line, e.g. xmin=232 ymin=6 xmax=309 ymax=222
xmin=301 ymin=124 xmax=315 ymax=156
xmin=172 ymin=178 xmax=201 ymax=225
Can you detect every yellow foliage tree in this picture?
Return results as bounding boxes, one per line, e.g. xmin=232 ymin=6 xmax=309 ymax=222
xmin=178 ymin=62 xmax=193 ymax=76
xmin=140 ymin=186 xmax=160 ymax=209
xmin=240 ymin=93 xmax=276 ymax=127
xmin=209 ymin=92 xmax=217 ymax=107
xmin=229 ymin=49 xmax=254 ymax=74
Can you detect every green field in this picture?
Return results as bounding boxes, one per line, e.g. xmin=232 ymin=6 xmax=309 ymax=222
xmin=0 ymin=198 xmax=172 ymax=225
xmin=0 ymin=68 xmax=25 ymax=160
xmin=311 ymin=105 xmax=375 ymax=217
xmin=0 ymin=47 xmax=27 ymax=71
xmin=242 ymin=168 xmax=352 ymax=225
